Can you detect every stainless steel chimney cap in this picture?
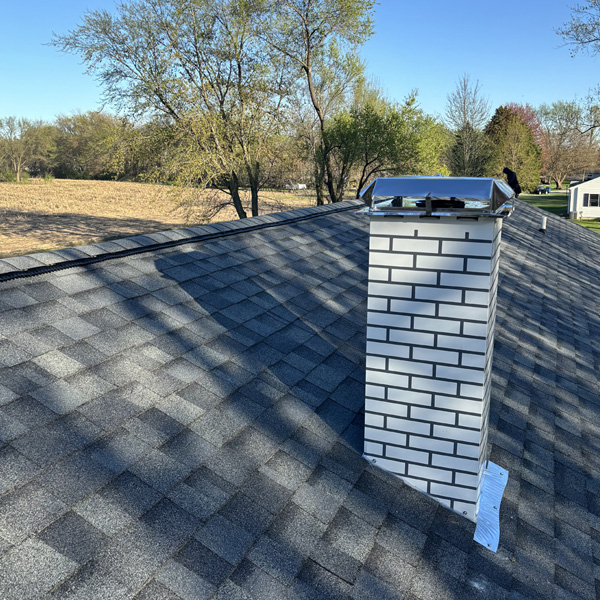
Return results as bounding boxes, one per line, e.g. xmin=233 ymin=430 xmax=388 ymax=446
xmin=360 ymin=176 xmax=515 ymax=217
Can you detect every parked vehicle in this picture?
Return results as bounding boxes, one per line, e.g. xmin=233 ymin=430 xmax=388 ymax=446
xmin=535 ymin=185 xmax=552 ymax=194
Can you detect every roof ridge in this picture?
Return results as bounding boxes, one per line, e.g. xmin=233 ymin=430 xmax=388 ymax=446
xmin=0 ymin=200 xmax=363 ymax=283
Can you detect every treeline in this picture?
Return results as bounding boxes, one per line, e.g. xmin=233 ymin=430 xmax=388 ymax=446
xmin=444 ymin=78 xmax=600 ymax=192
xmin=0 ymin=113 xmax=144 ymax=182
xmin=0 ymin=93 xmax=450 ymax=189
xmin=2 ymin=0 xmax=599 ymax=220
xmin=3 ymin=90 xmax=599 ymax=207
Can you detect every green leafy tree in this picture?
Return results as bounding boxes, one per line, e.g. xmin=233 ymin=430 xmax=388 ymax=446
xmin=52 ymin=0 xmax=292 ymax=219
xmin=410 ymin=116 xmax=451 ymax=177
xmin=325 ymin=92 xmax=451 ymax=199
xmin=448 ymin=123 xmax=488 ymax=177
xmin=54 ymin=112 xmax=127 ymax=179
xmin=259 ymin=0 xmax=376 ymax=204
xmin=0 ymin=117 xmax=55 ymax=182
xmin=485 ymin=106 xmax=541 ymax=192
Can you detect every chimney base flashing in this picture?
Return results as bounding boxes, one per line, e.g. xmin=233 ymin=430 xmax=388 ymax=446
xmin=364 ymin=454 xmax=508 ymax=552
xmin=473 ymin=461 xmax=509 ymax=552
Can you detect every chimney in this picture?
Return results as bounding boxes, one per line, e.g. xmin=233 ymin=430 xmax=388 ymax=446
xmin=361 ymin=177 xmax=511 ymax=550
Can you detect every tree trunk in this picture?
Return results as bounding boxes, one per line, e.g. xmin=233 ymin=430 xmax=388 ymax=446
xmin=246 ymin=162 xmax=260 ymax=218
xmin=324 ymin=147 xmax=338 ymax=203
xmin=356 ymin=165 xmax=370 ymax=199
xmin=314 ymin=160 xmax=325 ymax=206
xmin=228 ymin=171 xmax=247 ymax=219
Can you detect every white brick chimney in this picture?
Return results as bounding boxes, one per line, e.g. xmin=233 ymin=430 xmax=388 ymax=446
xmin=364 ymin=215 xmax=501 ymax=521
xmin=361 ymin=177 xmax=512 ymax=534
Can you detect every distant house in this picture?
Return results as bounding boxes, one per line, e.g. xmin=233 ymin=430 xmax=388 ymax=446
xmin=568 ymin=176 xmax=600 ymax=218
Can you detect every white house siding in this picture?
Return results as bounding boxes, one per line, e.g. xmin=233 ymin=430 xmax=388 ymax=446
xmin=569 ymin=178 xmax=600 ymax=218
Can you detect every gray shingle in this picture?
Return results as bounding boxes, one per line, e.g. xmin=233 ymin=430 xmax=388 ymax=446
xmin=293 ymin=558 xmax=353 ymax=600
xmin=133 ymin=579 xmax=182 ymax=600
xmin=0 ymin=409 xmax=33 ymax=444
xmin=77 ymin=383 xmax=153 ymax=431
xmin=61 ymin=340 xmax=108 ymax=367
xmin=167 ymin=482 xmax=224 ymax=520
xmin=45 ymin=558 xmax=131 ymax=600
xmin=128 ymin=448 xmax=192 ymax=493
xmin=9 ymin=330 xmax=55 ymax=362
xmin=0 ymin=446 xmax=40 ymax=495
xmin=155 ymin=560 xmax=216 ymax=600
xmin=1 ymin=395 xmax=56 ymax=431
xmin=247 ymin=534 xmax=305 ymax=585
xmin=11 ymin=412 xmax=102 ymax=467
xmin=161 ymin=427 xmax=217 ymax=467
xmin=0 ymin=482 xmax=66 ymax=544
xmin=229 ymin=559 xmax=291 ymax=600
xmin=35 ymin=451 xmax=114 ymax=504
xmin=32 ymin=349 xmax=85 ymax=378
xmin=88 ymin=356 xmax=150 ymax=387
xmin=31 ymin=379 xmax=90 ymax=414
xmin=38 ymin=510 xmax=108 ymax=563
xmin=0 ymin=537 xmax=78 ymax=600
xmin=73 ymin=493 xmax=136 ymax=536
xmin=53 ymin=316 xmax=102 ymax=340
xmin=0 ymin=383 xmax=18 ymax=407
xmin=156 ymin=393 xmax=206 ymax=425
xmin=309 ymin=539 xmax=361 ymax=584
xmin=196 ymin=515 xmax=256 ymax=565
xmin=0 ymin=339 xmax=33 ymax=367
xmin=0 ymin=200 xmax=599 ymax=599
xmin=219 ymin=492 xmax=275 ymax=537
xmin=363 ymin=543 xmax=416 ymax=594
xmin=87 ymin=428 xmax=153 ymax=473
xmin=173 ymin=539 xmax=234 ymax=587
xmin=1 ymin=361 xmax=56 ymax=395
xmin=124 ymin=407 xmax=184 ymax=447
xmin=260 ymin=450 xmax=312 ymax=491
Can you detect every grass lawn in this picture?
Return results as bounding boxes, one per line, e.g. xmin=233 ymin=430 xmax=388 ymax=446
xmin=572 ymin=219 xmax=600 ymax=233
xmin=0 ymin=179 xmax=325 ymax=258
xmin=520 ymin=190 xmax=600 ymax=234
xmin=519 ymin=192 xmax=568 ymax=217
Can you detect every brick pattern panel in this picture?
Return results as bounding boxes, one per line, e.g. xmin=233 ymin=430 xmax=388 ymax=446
xmin=364 ymin=216 xmax=502 ymax=522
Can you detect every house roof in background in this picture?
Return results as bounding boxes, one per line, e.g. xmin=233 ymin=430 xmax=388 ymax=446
xmin=568 ymin=176 xmax=600 ymax=190
xmin=0 ymin=200 xmax=599 ymax=599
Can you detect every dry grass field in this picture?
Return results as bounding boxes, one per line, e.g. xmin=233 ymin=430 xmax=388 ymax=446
xmin=0 ymin=179 xmax=321 ymax=257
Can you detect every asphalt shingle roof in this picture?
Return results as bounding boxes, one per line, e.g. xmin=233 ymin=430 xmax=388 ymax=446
xmin=0 ymin=199 xmax=599 ymax=599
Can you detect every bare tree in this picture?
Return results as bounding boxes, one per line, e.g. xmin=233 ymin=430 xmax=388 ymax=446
xmin=557 ymin=2 xmax=600 ymax=137
xmin=444 ymin=74 xmax=490 ymax=132
xmin=444 ymin=75 xmax=490 ymax=176
xmin=558 ymin=1 xmax=600 ymax=56
xmin=538 ymin=101 xmax=599 ymax=188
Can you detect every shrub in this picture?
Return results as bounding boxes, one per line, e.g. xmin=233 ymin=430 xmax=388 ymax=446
xmin=0 ymin=171 xmax=16 ymax=182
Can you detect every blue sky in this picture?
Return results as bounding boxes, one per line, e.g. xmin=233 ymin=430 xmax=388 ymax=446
xmin=1 ymin=0 xmax=597 ymax=122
